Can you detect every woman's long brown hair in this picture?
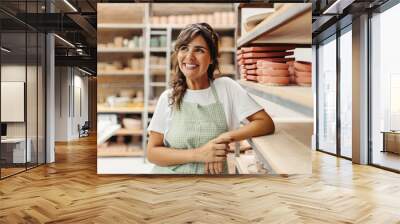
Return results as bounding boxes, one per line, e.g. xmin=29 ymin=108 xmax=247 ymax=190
xmin=169 ymin=23 xmax=220 ymax=110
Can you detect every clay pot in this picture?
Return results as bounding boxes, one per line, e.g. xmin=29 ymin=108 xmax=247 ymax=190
xmin=228 ymin=12 xmax=235 ymax=24
xmin=246 ymin=69 xmax=257 ymax=75
xmin=258 ymin=76 xmax=290 ymax=85
xmin=295 ymin=70 xmax=311 ymax=77
xmin=295 ymin=76 xmax=312 ymax=84
xmin=240 ymin=68 xmax=247 ymax=75
xmin=237 ymin=51 xmax=293 ymax=59
xmin=190 ymin=15 xmax=197 ymax=24
xmin=221 ymin=12 xmax=229 ymax=25
xmin=290 ymin=75 xmax=296 ymax=84
xmin=114 ymin=36 xmax=124 ymax=47
xmin=183 ymin=15 xmax=191 ymax=25
xmin=214 ymin=12 xmax=222 ymax=25
xmin=220 ymin=36 xmax=234 ymax=48
xmin=256 ymin=61 xmax=289 ymax=69
xmin=206 ymin=14 xmax=214 ymax=25
xmin=122 ymin=118 xmax=141 ymax=130
xmin=286 ymin=61 xmax=294 ymax=66
xmin=152 ymin=16 xmax=160 ymax=25
xmin=294 ymin=61 xmax=311 ymax=72
xmin=244 ymin=64 xmax=257 ymax=70
xmin=168 ymin=16 xmax=177 ymax=24
xmin=245 ymin=75 xmax=258 ymax=82
xmin=238 ymin=57 xmax=293 ymax=65
xmin=289 ymin=67 xmax=295 ymax=75
xmin=177 ymin=15 xmax=185 ymax=25
xmin=256 ymin=69 xmax=289 ymax=77
xmin=120 ymin=89 xmax=135 ymax=98
xmin=219 ymin=52 xmax=233 ymax=64
xmin=241 ymin=45 xmax=296 ymax=53
xmin=160 ymin=16 xmax=168 ymax=24
xmin=244 ymin=12 xmax=272 ymax=32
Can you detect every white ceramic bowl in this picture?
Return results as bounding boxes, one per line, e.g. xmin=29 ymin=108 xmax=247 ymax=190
xmin=122 ymin=118 xmax=142 ymax=130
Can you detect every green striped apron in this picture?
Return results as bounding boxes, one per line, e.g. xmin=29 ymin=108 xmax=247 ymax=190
xmin=152 ymin=82 xmax=229 ymax=174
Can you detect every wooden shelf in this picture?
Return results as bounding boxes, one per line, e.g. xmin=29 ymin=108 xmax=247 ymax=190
xmin=238 ymin=80 xmax=313 ymax=117
xmin=97 ymin=145 xmax=144 ymax=157
xmin=150 ymin=25 xmax=235 ymax=31
xmin=97 ymin=104 xmax=155 ymax=114
xmin=150 ymin=47 xmax=168 ymax=52
xmin=150 ymin=82 xmax=167 ymax=87
xmin=247 ymin=129 xmax=312 ymax=175
xmin=114 ymin=128 xmax=143 ymax=136
xmin=220 ymin=47 xmax=236 ymax=53
xmin=98 ymin=70 xmax=144 ymax=76
xmin=97 ymin=47 xmax=144 ymax=53
xmin=98 ymin=23 xmax=145 ymax=29
xmin=235 ymin=154 xmax=261 ymax=174
xmin=150 ymin=30 xmax=168 ymax=35
xmin=98 ymin=69 xmax=164 ymax=76
xmin=237 ymin=3 xmax=312 ymax=47
xmin=97 ymin=124 xmax=121 ymax=145
xmin=151 ymin=64 xmax=166 ymax=69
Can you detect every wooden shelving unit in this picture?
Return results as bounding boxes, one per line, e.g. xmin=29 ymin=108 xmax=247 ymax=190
xmin=97 ymin=70 xmax=144 ymax=76
xmin=97 ymin=104 xmax=155 ymax=114
xmin=237 ymin=3 xmax=312 ymax=47
xmin=97 ymin=145 xmax=144 ymax=157
xmin=97 ymin=47 xmax=144 ymax=53
xmin=114 ymin=128 xmax=143 ymax=136
xmin=150 ymin=47 xmax=168 ymax=52
xmin=234 ymin=154 xmax=263 ymax=174
xmin=220 ymin=47 xmax=236 ymax=53
xmin=97 ymin=3 xmax=149 ymax=159
xmin=97 ymin=124 xmax=121 ymax=145
xmin=235 ymin=3 xmax=313 ymax=174
xmin=149 ymin=25 xmax=236 ymax=31
xmin=238 ymin=80 xmax=313 ymax=117
xmin=97 ymin=3 xmax=237 ymax=164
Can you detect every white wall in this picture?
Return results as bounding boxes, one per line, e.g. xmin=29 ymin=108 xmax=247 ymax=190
xmin=55 ymin=66 xmax=69 ymax=141
xmin=54 ymin=67 xmax=89 ymax=141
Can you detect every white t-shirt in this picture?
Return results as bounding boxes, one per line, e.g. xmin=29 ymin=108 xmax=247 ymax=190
xmin=148 ymin=77 xmax=263 ymax=136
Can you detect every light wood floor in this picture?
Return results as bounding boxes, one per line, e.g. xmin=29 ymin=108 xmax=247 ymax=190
xmin=1 ymin=135 xmax=400 ymax=223
xmin=373 ymin=151 xmax=400 ymax=171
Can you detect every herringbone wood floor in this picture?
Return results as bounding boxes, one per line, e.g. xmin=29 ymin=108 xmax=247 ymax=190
xmin=1 ymin=135 xmax=400 ymax=223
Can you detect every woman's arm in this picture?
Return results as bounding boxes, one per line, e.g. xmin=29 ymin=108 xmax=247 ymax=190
xmin=147 ymin=131 xmax=231 ymax=167
xmin=218 ymin=109 xmax=275 ymax=142
xmin=204 ymin=110 xmax=274 ymax=174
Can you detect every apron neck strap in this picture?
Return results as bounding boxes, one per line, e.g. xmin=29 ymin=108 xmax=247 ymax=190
xmin=209 ymin=80 xmax=220 ymax=103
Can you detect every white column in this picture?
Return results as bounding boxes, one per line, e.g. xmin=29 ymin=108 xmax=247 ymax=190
xmin=46 ymin=33 xmax=55 ymax=163
xmin=352 ymin=14 xmax=369 ymax=164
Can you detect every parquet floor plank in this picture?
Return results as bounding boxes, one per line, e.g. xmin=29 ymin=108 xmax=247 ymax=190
xmin=0 ymin=135 xmax=399 ymax=223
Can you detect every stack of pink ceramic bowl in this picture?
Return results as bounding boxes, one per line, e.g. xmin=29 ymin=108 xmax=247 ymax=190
xmin=286 ymin=61 xmax=295 ymax=84
xmin=237 ymin=45 xmax=295 ymax=85
xmin=248 ymin=60 xmax=290 ymax=85
xmin=293 ymin=61 xmax=311 ymax=86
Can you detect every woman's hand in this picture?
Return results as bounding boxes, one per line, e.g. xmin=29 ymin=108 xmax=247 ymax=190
xmin=194 ymin=136 xmax=232 ymax=163
xmin=203 ymin=133 xmax=233 ymax=174
xmin=205 ymin=161 xmax=224 ymax=174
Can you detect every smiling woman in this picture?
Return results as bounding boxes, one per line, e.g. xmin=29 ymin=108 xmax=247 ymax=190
xmin=147 ymin=23 xmax=275 ymax=175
